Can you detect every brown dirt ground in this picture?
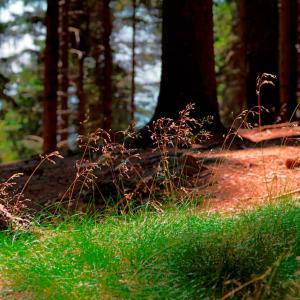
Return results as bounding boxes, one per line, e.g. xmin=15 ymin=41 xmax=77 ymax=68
xmin=1 ymin=122 xmax=300 ymax=214
xmin=194 ymin=145 xmax=300 ymax=213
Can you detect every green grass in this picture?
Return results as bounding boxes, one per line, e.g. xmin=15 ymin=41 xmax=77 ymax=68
xmin=0 ymin=201 xmax=299 ymax=299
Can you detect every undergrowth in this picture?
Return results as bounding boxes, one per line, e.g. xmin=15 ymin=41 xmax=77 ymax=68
xmin=0 ymin=200 xmax=299 ymax=299
xmin=0 ymin=101 xmax=299 ymax=299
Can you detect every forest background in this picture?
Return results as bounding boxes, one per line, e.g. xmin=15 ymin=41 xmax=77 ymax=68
xmin=0 ymin=0 xmax=299 ymax=161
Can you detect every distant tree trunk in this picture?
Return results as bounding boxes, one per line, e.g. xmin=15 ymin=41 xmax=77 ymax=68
xmin=77 ymin=56 xmax=86 ymax=135
xmin=279 ymin=0 xmax=298 ymax=121
xmin=43 ymin=0 xmax=59 ymax=153
xmin=58 ymin=0 xmax=69 ymax=143
xmin=151 ymin=0 xmax=222 ymax=131
xmin=90 ymin=0 xmax=113 ymax=131
xmin=101 ymin=0 xmax=113 ymax=131
xmin=131 ymin=0 xmax=137 ymax=123
xmin=69 ymin=0 xmax=88 ymax=136
xmin=239 ymin=0 xmax=279 ymax=125
xmin=219 ymin=0 xmax=247 ymax=128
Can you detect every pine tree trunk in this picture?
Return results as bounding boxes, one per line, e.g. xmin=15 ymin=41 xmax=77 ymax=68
xmin=43 ymin=0 xmax=59 ymax=153
xmin=101 ymin=0 xmax=113 ymax=131
xmin=131 ymin=0 xmax=137 ymax=123
xmin=279 ymin=0 xmax=298 ymax=121
xmin=151 ymin=0 xmax=222 ymax=132
xmin=90 ymin=0 xmax=113 ymax=131
xmin=59 ymin=0 xmax=69 ymax=142
xmin=77 ymin=56 xmax=86 ymax=136
xmin=239 ymin=0 xmax=279 ymax=125
xmin=70 ymin=0 xmax=88 ymax=137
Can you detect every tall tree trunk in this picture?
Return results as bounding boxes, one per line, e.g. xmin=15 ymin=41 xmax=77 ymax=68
xmin=101 ymin=0 xmax=113 ymax=131
xmin=59 ymin=0 xmax=69 ymax=142
xmin=90 ymin=0 xmax=113 ymax=131
xmin=151 ymin=0 xmax=222 ymax=132
xmin=131 ymin=0 xmax=137 ymax=123
xmin=69 ymin=0 xmax=89 ymax=137
xmin=279 ymin=0 xmax=298 ymax=121
xmin=239 ymin=0 xmax=279 ymax=125
xmin=77 ymin=56 xmax=86 ymax=135
xmin=43 ymin=0 xmax=59 ymax=153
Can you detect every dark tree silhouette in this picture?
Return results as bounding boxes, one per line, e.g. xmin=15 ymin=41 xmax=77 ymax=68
xmin=239 ymin=0 xmax=279 ymax=125
xmin=90 ymin=0 xmax=113 ymax=131
xmin=279 ymin=0 xmax=298 ymax=121
xmin=151 ymin=0 xmax=222 ymax=131
xmin=43 ymin=0 xmax=59 ymax=153
xmin=101 ymin=0 xmax=113 ymax=131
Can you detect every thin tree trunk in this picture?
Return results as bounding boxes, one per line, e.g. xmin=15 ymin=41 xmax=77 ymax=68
xmin=59 ymin=0 xmax=69 ymax=142
xmin=279 ymin=0 xmax=298 ymax=121
xmin=131 ymin=0 xmax=137 ymax=123
xmin=69 ymin=0 xmax=88 ymax=137
xmin=43 ymin=0 xmax=59 ymax=153
xmin=77 ymin=56 xmax=85 ymax=135
xmin=101 ymin=0 xmax=113 ymax=131
xmin=151 ymin=0 xmax=222 ymax=132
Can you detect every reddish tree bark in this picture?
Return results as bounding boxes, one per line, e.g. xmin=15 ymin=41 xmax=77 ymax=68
xmin=43 ymin=0 xmax=59 ymax=153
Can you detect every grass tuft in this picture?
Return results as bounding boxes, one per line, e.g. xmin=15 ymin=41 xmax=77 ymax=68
xmin=0 ymin=200 xmax=299 ymax=299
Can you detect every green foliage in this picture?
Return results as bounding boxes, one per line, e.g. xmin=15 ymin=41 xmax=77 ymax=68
xmin=213 ymin=0 xmax=247 ymax=126
xmin=213 ymin=0 xmax=235 ymax=75
xmin=0 ymin=115 xmax=20 ymax=161
xmin=213 ymin=0 xmax=237 ymax=106
xmin=0 ymin=63 xmax=43 ymax=161
xmin=0 ymin=1 xmax=45 ymax=161
xmin=0 ymin=201 xmax=299 ymax=299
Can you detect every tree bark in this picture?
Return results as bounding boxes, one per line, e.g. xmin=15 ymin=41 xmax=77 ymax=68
xmin=239 ymin=0 xmax=279 ymax=125
xmin=279 ymin=0 xmax=298 ymax=121
xmin=43 ymin=0 xmax=59 ymax=153
xmin=77 ymin=56 xmax=86 ymax=135
xmin=59 ymin=0 xmax=70 ymax=142
xmin=69 ymin=0 xmax=88 ymax=137
xmin=151 ymin=0 xmax=222 ymax=132
xmin=131 ymin=0 xmax=137 ymax=123
xmin=101 ymin=0 xmax=113 ymax=131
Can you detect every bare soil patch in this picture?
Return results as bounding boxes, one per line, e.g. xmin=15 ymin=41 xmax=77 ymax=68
xmin=194 ymin=146 xmax=300 ymax=212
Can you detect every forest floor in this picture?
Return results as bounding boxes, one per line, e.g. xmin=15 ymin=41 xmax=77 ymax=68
xmin=1 ymin=123 xmax=300 ymax=299
xmin=1 ymin=122 xmax=300 ymax=214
